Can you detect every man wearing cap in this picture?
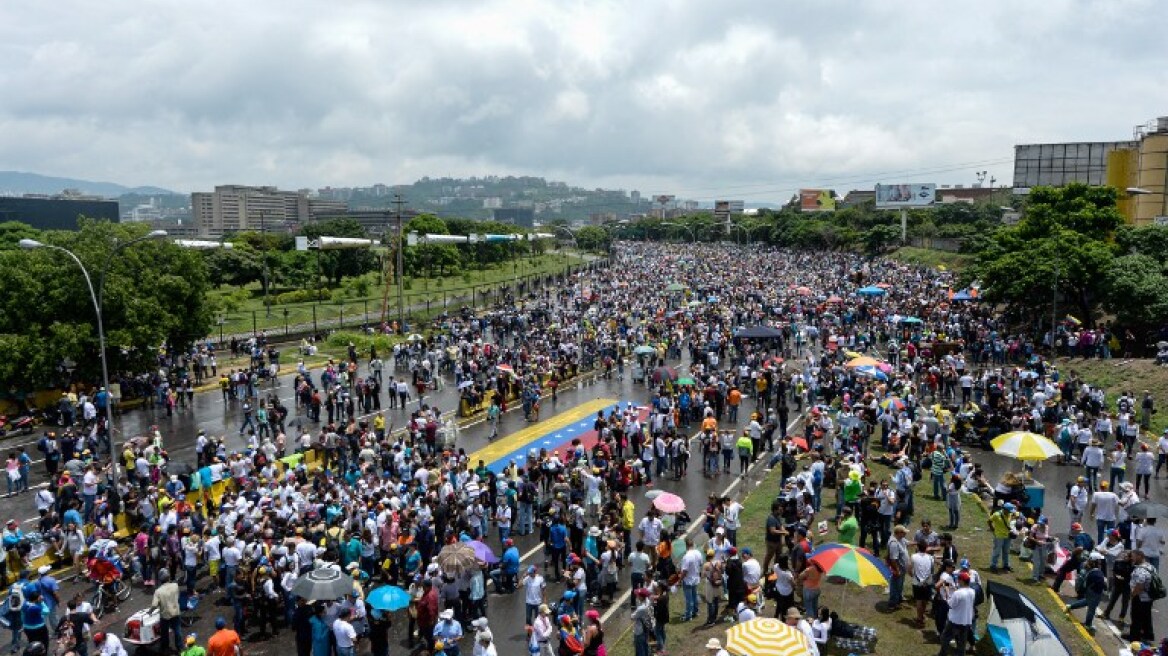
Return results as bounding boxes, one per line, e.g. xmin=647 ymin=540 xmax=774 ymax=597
xmin=783 ymin=608 xmax=817 ymax=656
xmin=433 ymin=609 xmax=463 ymax=656
xmin=1065 ymin=555 xmax=1108 ymax=633
xmin=150 ymin=569 xmax=183 ymax=655
xmin=1089 ymin=481 xmax=1120 ymax=544
xmin=888 ymin=525 xmax=910 ymax=609
xmin=205 ymin=617 xmax=241 ymax=656
xmin=1127 ymin=548 xmax=1156 ymax=643
xmin=531 ymin=604 xmax=555 ymax=656
xmin=988 ymin=504 xmax=1015 ymax=572
xmin=521 ymin=565 xmax=546 ymax=626
xmin=938 ymin=571 xmax=976 ymax=656
xmin=631 ymin=588 xmax=654 ymax=656
xmin=489 ymin=538 xmax=520 ymax=594
xmin=182 ymin=634 xmax=206 ymax=656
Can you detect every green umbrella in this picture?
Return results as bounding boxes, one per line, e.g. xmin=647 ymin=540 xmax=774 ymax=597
xmin=634 ymin=345 xmax=658 ymax=356
xmin=665 ymin=282 xmax=687 ymax=293
xmin=899 ymin=316 xmax=924 ymax=324
xmin=676 ymin=377 xmax=696 ymax=386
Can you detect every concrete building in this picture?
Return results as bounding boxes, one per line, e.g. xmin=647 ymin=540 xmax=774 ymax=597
xmin=191 ymin=185 xmax=348 ymax=236
xmin=1013 ymin=115 xmax=1168 ymax=225
xmin=0 ymin=195 xmax=119 ymax=230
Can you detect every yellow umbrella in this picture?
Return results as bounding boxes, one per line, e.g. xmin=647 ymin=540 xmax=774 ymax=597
xmin=843 ymin=350 xmax=862 ymax=359
xmin=845 ymin=356 xmax=881 ymax=368
xmin=724 ymin=618 xmax=814 ymax=656
xmin=990 ymin=431 xmax=1061 ymax=461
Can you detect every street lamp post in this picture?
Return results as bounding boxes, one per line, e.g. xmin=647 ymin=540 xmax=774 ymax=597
xmin=20 ymin=230 xmax=168 ymax=490
xmin=661 ymin=222 xmax=696 ymax=243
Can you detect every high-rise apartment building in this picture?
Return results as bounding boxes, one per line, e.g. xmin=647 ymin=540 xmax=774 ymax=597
xmin=191 ymin=185 xmax=348 ymax=235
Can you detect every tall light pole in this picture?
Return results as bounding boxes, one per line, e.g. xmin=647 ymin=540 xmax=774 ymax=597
xmin=20 ymin=229 xmax=168 ymax=488
xmin=662 ymin=221 xmax=696 ymax=243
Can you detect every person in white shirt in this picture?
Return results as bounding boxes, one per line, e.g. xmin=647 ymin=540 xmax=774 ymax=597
xmin=1082 ymin=440 xmax=1105 ymax=491
xmin=938 ymin=572 xmax=976 ymax=656
xmin=1137 ymin=518 xmax=1166 ymax=569
xmin=1088 ymin=482 xmax=1120 ymax=544
xmin=783 ymin=608 xmax=819 ymax=656
xmin=722 ymin=498 xmax=743 ymax=546
xmin=679 ymin=540 xmax=704 ymax=621
xmin=521 ymin=566 xmax=546 ymax=626
xmin=95 ymin=632 xmax=129 ymax=656
xmin=810 ymin=607 xmax=832 ymax=648
xmin=1067 ymin=476 xmax=1089 ymax=523
xmin=332 ymin=607 xmax=358 ymax=656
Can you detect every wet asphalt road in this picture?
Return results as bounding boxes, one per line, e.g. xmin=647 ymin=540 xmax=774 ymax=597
xmin=8 ymin=354 xmax=1166 ymax=651
xmin=5 ymin=353 xmax=800 ymax=655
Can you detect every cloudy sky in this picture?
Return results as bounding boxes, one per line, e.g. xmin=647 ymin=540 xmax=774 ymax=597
xmin=1 ymin=0 xmax=1166 ymax=202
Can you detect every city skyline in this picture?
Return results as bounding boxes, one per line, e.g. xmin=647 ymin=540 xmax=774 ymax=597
xmin=1 ymin=0 xmax=1166 ymax=202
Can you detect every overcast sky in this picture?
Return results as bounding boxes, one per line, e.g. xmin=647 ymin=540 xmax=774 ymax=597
xmin=1 ymin=0 xmax=1166 ymax=202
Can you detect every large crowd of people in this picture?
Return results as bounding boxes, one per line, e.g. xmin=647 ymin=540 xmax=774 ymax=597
xmin=2 ymin=241 xmax=1161 ymax=656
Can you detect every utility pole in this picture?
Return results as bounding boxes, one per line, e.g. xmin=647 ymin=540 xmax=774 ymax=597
xmin=1051 ymin=260 xmax=1059 ymax=354
xmin=260 ymin=211 xmax=271 ymax=317
xmin=393 ymin=194 xmax=405 ymax=332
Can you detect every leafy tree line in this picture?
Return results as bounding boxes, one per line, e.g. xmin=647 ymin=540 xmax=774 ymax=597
xmin=0 ymin=213 xmax=560 ymax=391
xmin=606 ymin=184 xmax=1168 ymax=339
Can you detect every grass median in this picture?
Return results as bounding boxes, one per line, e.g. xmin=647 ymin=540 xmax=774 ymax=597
xmin=604 ymin=458 xmax=1104 ymax=656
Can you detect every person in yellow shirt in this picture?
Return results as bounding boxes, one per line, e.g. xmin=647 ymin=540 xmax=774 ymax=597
xmin=621 ymin=494 xmax=636 ymax=556
xmin=373 ymin=413 xmax=386 ymax=440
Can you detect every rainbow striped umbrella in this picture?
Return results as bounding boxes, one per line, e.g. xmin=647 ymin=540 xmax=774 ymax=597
xmin=808 ymin=543 xmax=891 ymax=587
xmin=724 ymin=618 xmax=814 ymax=656
xmin=879 ymin=397 xmax=905 ymax=412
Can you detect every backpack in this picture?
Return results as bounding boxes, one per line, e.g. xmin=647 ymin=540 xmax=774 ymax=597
xmin=7 ymin=584 xmax=25 ymax=615
xmin=1143 ymin=564 xmax=1167 ymax=601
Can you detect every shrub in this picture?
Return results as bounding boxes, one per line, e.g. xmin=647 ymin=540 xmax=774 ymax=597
xmin=275 ymin=289 xmax=328 ymax=305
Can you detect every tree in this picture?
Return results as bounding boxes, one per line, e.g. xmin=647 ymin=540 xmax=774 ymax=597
xmin=300 ymin=218 xmax=378 ymax=286
xmin=0 ymin=219 xmax=213 ymax=392
xmin=1102 ymin=254 xmax=1168 ymax=330
xmin=202 ymin=247 xmax=263 ymax=289
xmin=0 ymin=221 xmax=42 ymax=250
xmin=404 ymin=214 xmax=462 ymax=277
xmin=574 ymin=226 xmax=610 ymax=252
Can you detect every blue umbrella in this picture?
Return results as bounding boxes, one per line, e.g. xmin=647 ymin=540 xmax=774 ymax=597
xmin=857 ymin=286 xmax=886 ymax=296
xmin=366 ymin=585 xmax=412 ymax=612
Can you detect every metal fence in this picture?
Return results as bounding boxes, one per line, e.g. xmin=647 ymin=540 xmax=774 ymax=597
xmin=208 ymin=259 xmax=610 ymax=346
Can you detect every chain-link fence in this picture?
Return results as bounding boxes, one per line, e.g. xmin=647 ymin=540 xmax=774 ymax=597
xmin=207 ymin=259 xmax=611 ymax=347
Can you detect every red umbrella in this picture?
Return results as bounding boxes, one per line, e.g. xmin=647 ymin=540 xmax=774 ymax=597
xmin=763 ymin=356 xmax=784 ymax=369
xmin=795 ymin=286 xmax=812 ymax=296
xmin=787 ymin=436 xmax=809 ymax=451
xmin=826 ymin=295 xmax=843 ymax=303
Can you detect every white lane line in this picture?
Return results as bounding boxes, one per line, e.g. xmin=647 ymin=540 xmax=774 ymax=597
xmin=599 ymin=414 xmax=803 ymax=624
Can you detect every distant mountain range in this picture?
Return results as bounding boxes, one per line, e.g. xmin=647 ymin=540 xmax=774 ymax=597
xmin=0 ymin=171 xmax=176 ymax=198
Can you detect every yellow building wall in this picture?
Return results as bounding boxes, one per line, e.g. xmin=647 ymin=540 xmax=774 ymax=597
xmin=1108 ymin=148 xmax=1139 ymax=222
xmin=1134 ymin=133 xmax=1168 ymax=226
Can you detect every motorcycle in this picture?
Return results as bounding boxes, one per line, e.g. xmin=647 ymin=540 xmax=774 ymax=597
xmin=0 ymin=413 xmax=35 ymax=437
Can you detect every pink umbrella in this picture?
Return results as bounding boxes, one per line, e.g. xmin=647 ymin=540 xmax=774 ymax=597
xmin=652 ymin=492 xmax=686 ymax=514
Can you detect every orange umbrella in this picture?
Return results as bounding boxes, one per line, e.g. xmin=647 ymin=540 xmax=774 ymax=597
xmin=845 ymin=356 xmax=881 ymax=368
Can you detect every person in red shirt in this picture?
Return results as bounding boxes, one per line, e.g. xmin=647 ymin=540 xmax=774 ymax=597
xmin=414 ymin=578 xmax=439 ymax=649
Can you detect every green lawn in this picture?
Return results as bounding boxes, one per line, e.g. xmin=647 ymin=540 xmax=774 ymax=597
xmin=888 ymin=246 xmax=973 ymax=272
xmin=605 ymin=459 xmax=1106 ymax=656
xmin=208 ymin=251 xmax=588 ymax=338
xmin=1053 ymin=357 xmax=1168 ymax=435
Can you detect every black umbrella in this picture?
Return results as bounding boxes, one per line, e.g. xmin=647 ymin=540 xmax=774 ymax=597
xmin=292 ymin=567 xmax=354 ymax=601
xmin=1126 ymin=502 xmax=1168 ymax=520
xmin=735 ymin=325 xmax=784 ymax=340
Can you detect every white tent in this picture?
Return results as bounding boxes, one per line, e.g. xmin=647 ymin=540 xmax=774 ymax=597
xmin=985 ymin=582 xmax=1072 ymax=656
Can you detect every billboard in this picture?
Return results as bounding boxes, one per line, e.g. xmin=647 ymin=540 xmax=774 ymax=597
xmin=799 ymin=189 xmax=836 ymax=212
xmin=875 ymin=183 xmax=937 ymax=208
